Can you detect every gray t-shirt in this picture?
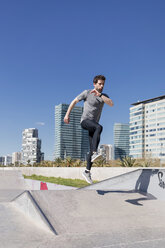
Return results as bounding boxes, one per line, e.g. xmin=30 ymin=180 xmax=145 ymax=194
xmin=77 ymin=89 xmax=109 ymax=123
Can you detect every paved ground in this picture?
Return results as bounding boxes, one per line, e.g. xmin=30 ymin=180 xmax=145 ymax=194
xmin=1 ymin=169 xmax=165 ymax=248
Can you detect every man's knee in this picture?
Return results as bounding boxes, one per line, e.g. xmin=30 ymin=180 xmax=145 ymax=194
xmin=97 ymin=124 xmax=103 ymax=133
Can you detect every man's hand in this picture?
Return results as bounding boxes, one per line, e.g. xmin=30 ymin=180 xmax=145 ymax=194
xmin=90 ymin=89 xmax=101 ymax=97
xmin=64 ymin=115 xmax=70 ymax=124
xmin=63 ymin=97 xmax=79 ymax=124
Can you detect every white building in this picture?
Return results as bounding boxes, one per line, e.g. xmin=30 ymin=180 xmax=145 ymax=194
xmin=22 ymin=128 xmax=43 ymax=165
xmin=99 ymin=144 xmax=114 ymax=161
xmin=12 ymin=152 xmax=22 ymax=165
xmin=130 ymin=95 xmax=165 ymax=162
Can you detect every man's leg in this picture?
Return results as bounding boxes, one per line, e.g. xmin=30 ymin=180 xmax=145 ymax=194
xmin=91 ymin=123 xmax=103 ymax=152
xmin=86 ymin=132 xmax=94 ymax=171
xmin=81 ymin=119 xmax=103 ymax=153
xmin=81 ymin=120 xmax=103 ymax=183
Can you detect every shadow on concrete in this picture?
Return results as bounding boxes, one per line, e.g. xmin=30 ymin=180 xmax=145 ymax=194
xmin=97 ymin=190 xmax=136 ymax=195
xmin=97 ymin=189 xmax=157 ymax=206
xmin=125 ymin=192 xmax=157 ymax=206
xmin=135 ymin=169 xmax=159 ymax=192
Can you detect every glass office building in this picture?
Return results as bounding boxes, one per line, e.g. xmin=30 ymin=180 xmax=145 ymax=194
xmin=114 ymin=123 xmax=129 ymax=160
xmin=130 ymin=95 xmax=165 ymax=162
xmin=55 ymin=104 xmax=89 ymax=160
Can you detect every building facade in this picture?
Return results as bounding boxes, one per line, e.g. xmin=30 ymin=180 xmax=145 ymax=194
xmin=0 ymin=157 xmax=5 ymax=165
xmin=12 ymin=152 xmax=22 ymax=165
xmin=114 ymin=123 xmax=129 ymax=160
xmin=4 ymin=155 xmax=12 ymax=166
xmin=130 ymin=95 xmax=165 ymax=162
xmin=99 ymin=144 xmax=114 ymax=161
xmin=22 ymin=128 xmax=43 ymax=165
xmin=55 ymin=103 xmax=89 ymax=160
xmin=0 ymin=156 xmax=12 ymax=166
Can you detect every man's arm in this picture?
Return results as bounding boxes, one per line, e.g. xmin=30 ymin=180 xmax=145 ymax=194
xmin=90 ymin=89 xmax=114 ymax=107
xmin=64 ymin=97 xmax=79 ymax=124
xmin=101 ymin=94 xmax=114 ymax=107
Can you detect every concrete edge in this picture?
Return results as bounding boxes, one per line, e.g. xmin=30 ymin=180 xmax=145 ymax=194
xmin=0 ymin=167 xmax=142 ymax=181
xmin=11 ymin=190 xmax=57 ymax=235
xmin=80 ymin=168 xmax=142 ymax=190
xmin=1 ymin=167 xmax=164 ymax=181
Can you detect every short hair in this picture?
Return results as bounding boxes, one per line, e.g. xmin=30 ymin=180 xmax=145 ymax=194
xmin=93 ymin=75 xmax=106 ymax=84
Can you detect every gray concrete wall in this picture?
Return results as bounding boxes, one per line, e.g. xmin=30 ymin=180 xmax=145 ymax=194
xmin=0 ymin=169 xmax=28 ymax=190
xmin=0 ymin=167 xmax=141 ymax=181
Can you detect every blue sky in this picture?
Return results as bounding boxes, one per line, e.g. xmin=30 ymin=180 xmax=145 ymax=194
xmin=0 ymin=0 xmax=165 ymax=160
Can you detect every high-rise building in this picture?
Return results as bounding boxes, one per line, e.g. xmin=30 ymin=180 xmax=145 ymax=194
xmin=55 ymin=103 xmax=89 ymax=160
xmin=0 ymin=155 xmax=12 ymax=166
xmin=114 ymin=123 xmax=129 ymax=160
xmin=0 ymin=157 xmax=5 ymax=165
xmin=12 ymin=152 xmax=22 ymax=165
xmin=4 ymin=155 xmax=12 ymax=166
xmin=130 ymin=95 xmax=165 ymax=162
xmin=22 ymin=128 xmax=43 ymax=165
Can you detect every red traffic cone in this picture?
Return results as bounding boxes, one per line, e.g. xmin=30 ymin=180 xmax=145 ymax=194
xmin=40 ymin=182 xmax=48 ymax=190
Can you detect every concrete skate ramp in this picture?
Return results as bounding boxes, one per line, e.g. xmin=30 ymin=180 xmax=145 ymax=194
xmin=10 ymin=168 xmax=165 ymax=236
xmin=0 ymin=169 xmax=28 ymax=190
xmin=82 ymin=169 xmax=165 ymax=200
xmin=0 ymin=169 xmax=29 ymax=202
xmin=12 ymin=190 xmax=57 ymax=234
xmin=3 ymin=190 xmax=165 ymax=247
xmin=14 ymin=189 xmax=159 ymax=236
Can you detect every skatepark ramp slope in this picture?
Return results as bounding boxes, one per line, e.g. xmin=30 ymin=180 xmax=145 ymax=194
xmin=81 ymin=168 xmax=165 ymax=200
xmin=10 ymin=168 xmax=165 ymax=236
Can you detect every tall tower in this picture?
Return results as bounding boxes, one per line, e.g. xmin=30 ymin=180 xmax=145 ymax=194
xmin=22 ymin=128 xmax=43 ymax=164
xmin=55 ymin=103 xmax=89 ymax=160
xmin=130 ymin=95 xmax=165 ymax=163
xmin=114 ymin=123 xmax=129 ymax=160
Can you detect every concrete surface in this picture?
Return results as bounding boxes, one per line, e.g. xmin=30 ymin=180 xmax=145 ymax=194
xmin=2 ymin=166 xmax=139 ymax=180
xmin=2 ymin=190 xmax=165 ymax=248
xmin=12 ymin=190 xmax=57 ymax=234
xmin=1 ymin=168 xmax=165 ymax=248
xmin=0 ymin=169 xmax=28 ymax=190
xmin=82 ymin=168 xmax=165 ymax=200
xmin=23 ymin=190 xmax=164 ymax=235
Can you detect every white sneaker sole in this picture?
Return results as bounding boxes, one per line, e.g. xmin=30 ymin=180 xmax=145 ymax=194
xmin=91 ymin=154 xmax=103 ymax=163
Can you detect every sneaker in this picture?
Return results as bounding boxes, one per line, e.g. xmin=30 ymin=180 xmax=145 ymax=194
xmin=91 ymin=152 xmax=103 ymax=163
xmin=82 ymin=171 xmax=93 ymax=184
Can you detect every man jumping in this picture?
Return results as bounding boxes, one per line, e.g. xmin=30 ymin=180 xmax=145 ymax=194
xmin=64 ymin=75 xmax=114 ymax=184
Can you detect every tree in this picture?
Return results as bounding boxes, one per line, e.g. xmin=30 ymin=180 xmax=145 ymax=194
xmin=119 ymin=156 xmax=136 ymax=167
xmin=55 ymin=157 xmax=63 ymax=167
xmin=65 ymin=157 xmax=73 ymax=167
xmin=27 ymin=160 xmax=31 ymax=166
xmin=74 ymin=159 xmax=82 ymax=167
xmin=94 ymin=158 xmax=106 ymax=167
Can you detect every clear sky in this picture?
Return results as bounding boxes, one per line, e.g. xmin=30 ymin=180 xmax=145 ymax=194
xmin=0 ymin=0 xmax=164 ymax=160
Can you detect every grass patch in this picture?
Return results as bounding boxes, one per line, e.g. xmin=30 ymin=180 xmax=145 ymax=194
xmin=23 ymin=174 xmax=98 ymax=188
